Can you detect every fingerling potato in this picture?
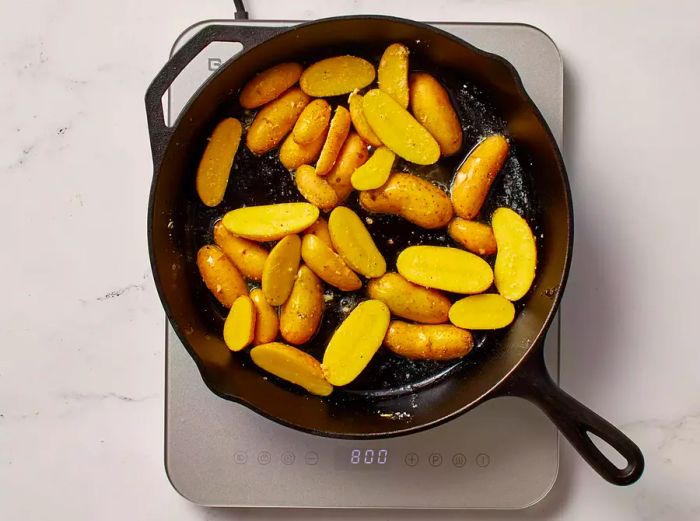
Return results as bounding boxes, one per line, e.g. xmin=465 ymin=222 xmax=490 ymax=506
xmin=348 ymin=91 xmax=382 ymax=147
xmin=196 ymin=245 xmax=248 ymax=308
xmin=279 ymin=130 xmax=326 ymax=170
xmin=409 ymin=73 xmax=462 ymax=157
xmin=304 ymin=217 xmax=333 ymax=249
xmin=223 ymin=295 xmax=256 ymax=351
xmin=293 ymin=99 xmax=331 ymax=145
xmin=249 ymin=288 xmax=279 ymax=345
xmin=196 ymin=117 xmax=242 ymax=207
xmin=447 ymin=217 xmax=497 ymax=256
xmin=239 ymin=62 xmax=303 ymax=109
xmin=492 ymin=207 xmax=537 ymax=301
xmin=251 ymin=342 xmax=333 ymax=396
xmin=396 ymin=245 xmax=493 ymax=294
xmin=262 ymin=234 xmax=302 ymax=306
xmin=367 ymin=272 xmax=450 ymax=324
xmin=362 ymin=89 xmax=440 ymax=165
xmin=326 ymin=132 xmax=369 ymax=202
xmin=246 ymin=87 xmax=310 ymax=155
xmin=222 ymin=203 xmax=319 ymax=241
xmin=300 ymin=56 xmax=376 ymax=97
xmin=350 ymin=146 xmax=395 ymax=191
xmin=213 ymin=220 xmax=268 ymax=281
xmin=378 ymin=43 xmax=409 ymax=108
xmin=294 ymin=165 xmax=339 ymax=211
xmin=315 ymin=106 xmax=351 ymax=176
xmin=322 ymin=300 xmax=390 ymax=386
xmin=279 ymin=265 xmax=324 ymax=345
xmin=328 ymin=206 xmax=386 ymax=278
xmin=449 ymin=293 xmax=515 ymax=329
xmin=384 ymin=321 xmax=473 ymax=361
xmin=301 ymin=234 xmax=362 ymax=291
xmin=359 ymin=172 xmax=453 ymax=229
xmin=451 ymin=134 xmax=509 ymax=219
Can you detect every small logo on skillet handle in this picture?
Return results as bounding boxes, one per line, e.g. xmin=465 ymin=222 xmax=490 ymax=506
xmin=208 ymin=57 xmax=222 ymax=71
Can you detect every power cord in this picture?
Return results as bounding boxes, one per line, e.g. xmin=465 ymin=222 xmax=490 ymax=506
xmin=233 ymin=0 xmax=249 ymax=19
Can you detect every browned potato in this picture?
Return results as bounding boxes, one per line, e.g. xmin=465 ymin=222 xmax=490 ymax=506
xmin=196 ymin=245 xmax=247 ymax=308
xmin=315 ymin=106 xmax=351 ymax=176
xmin=249 ymin=288 xmax=279 ymax=345
xmin=300 ymin=56 xmax=376 ymax=97
xmin=213 ymin=220 xmax=268 ymax=281
xmin=367 ymin=272 xmax=450 ymax=324
xmin=447 ymin=218 xmax=497 ymax=256
xmin=293 ymin=99 xmax=331 ymax=145
xmin=301 ymin=234 xmax=362 ymax=291
xmin=328 ymin=207 xmax=386 ymax=278
xmin=279 ymin=265 xmax=324 ymax=345
xmin=246 ymin=88 xmax=310 ymax=155
xmin=409 ymin=73 xmax=462 ymax=157
xmin=359 ymin=172 xmax=453 ymax=229
xmin=348 ymin=91 xmax=382 ymax=147
xmin=378 ymin=43 xmax=409 ymax=108
xmin=250 ymin=342 xmax=333 ymax=396
xmin=304 ymin=217 xmax=333 ymax=249
xmin=262 ymin=234 xmax=301 ymax=306
xmin=326 ymin=132 xmax=369 ymax=202
xmin=451 ymin=134 xmax=509 ymax=219
xmin=279 ymin=130 xmax=326 ymax=170
xmin=239 ymin=62 xmax=303 ymax=109
xmin=384 ymin=321 xmax=473 ymax=360
xmin=223 ymin=295 xmax=256 ymax=352
xmin=294 ymin=165 xmax=339 ymax=212
xmin=196 ymin=118 xmax=242 ymax=207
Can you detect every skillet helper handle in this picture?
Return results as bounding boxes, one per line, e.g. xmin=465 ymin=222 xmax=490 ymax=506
xmin=500 ymin=345 xmax=644 ymax=486
xmin=145 ymin=24 xmax=282 ymax=168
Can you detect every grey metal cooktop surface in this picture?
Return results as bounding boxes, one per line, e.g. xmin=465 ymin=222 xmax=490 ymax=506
xmin=165 ymin=20 xmax=563 ymax=509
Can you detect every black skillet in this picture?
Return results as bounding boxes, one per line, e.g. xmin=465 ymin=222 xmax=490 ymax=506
xmin=145 ymin=16 xmax=644 ymax=485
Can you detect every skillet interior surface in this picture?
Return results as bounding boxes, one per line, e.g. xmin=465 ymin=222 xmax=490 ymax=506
xmin=149 ymin=17 xmax=571 ymax=437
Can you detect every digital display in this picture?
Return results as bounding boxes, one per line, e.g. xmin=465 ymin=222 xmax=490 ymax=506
xmin=335 ymin=448 xmax=391 ymax=470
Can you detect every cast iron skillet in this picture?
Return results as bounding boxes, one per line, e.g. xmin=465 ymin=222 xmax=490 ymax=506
xmin=145 ymin=16 xmax=644 ymax=485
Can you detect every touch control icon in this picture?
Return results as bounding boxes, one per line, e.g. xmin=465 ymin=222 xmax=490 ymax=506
xmin=404 ymin=453 xmax=419 ymax=466
xmin=304 ymin=451 xmax=319 ymax=465
xmin=234 ymin=452 xmax=247 ymax=464
xmin=429 ymin=453 xmax=443 ymax=467
xmin=257 ymin=451 xmax=272 ymax=465
xmin=281 ymin=451 xmax=295 ymax=465
xmin=452 ymin=453 xmax=466 ymax=468
xmin=476 ymin=453 xmax=490 ymax=468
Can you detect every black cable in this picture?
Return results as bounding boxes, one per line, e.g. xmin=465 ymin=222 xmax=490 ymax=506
xmin=233 ymin=0 xmax=249 ymax=19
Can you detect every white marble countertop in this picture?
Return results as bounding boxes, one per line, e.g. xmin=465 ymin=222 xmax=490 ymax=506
xmin=1 ymin=0 xmax=699 ymax=519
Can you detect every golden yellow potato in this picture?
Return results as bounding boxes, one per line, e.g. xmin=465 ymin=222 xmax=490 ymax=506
xmin=396 ymin=245 xmax=493 ymax=294
xmin=279 ymin=130 xmax=326 ymax=170
xmin=222 ymin=203 xmax=319 ymax=241
xmin=304 ymin=217 xmax=333 ymax=249
xmin=196 ymin=118 xmax=242 ymax=207
xmin=362 ymin=89 xmax=440 ymax=165
xmin=280 ymin=265 xmax=324 ymax=345
xmin=326 ymin=132 xmax=369 ymax=202
xmin=348 ymin=91 xmax=382 ymax=147
xmin=409 ymin=73 xmax=462 ymax=157
xmin=384 ymin=321 xmax=473 ymax=361
xmin=359 ymin=172 xmax=453 ymax=229
xmin=262 ymin=234 xmax=301 ymax=306
xmin=492 ymin=207 xmax=537 ymax=301
xmin=251 ymin=342 xmax=333 ymax=396
xmin=301 ymin=234 xmax=362 ymax=291
xmin=213 ymin=220 xmax=268 ymax=281
xmin=322 ymin=300 xmax=390 ymax=386
xmin=294 ymin=164 xmax=339 ymax=212
xmin=328 ymin=206 xmax=386 ymax=278
xmin=367 ymin=272 xmax=450 ymax=324
xmin=449 ymin=293 xmax=515 ymax=329
xmin=315 ymin=106 xmax=351 ymax=176
xmin=223 ymin=295 xmax=256 ymax=351
xmin=351 ymin=146 xmax=395 ymax=191
xmin=448 ymin=218 xmax=497 ymax=256
xmin=239 ymin=62 xmax=303 ymax=109
xmin=293 ymin=99 xmax=331 ymax=145
xmin=300 ymin=56 xmax=375 ymax=97
xmin=196 ymin=245 xmax=248 ymax=308
xmin=246 ymin=87 xmax=310 ymax=155
xmin=451 ymin=134 xmax=509 ymax=219
xmin=378 ymin=43 xmax=409 ymax=108
xmin=249 ymin=288 xmax=279 ymax=345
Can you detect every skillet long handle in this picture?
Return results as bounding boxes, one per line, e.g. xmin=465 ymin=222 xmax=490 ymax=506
xmin=144 ymin=24 xmax=282 ymax=169
xmin=499 ymin=346 xmax=644 ymax=486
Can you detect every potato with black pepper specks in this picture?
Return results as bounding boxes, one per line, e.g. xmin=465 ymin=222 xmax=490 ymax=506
xmin=301 ymin=234 xmax=362 ymax=291
xmin=279 ymin=130 xmax=326 ymax=171
xmin=448 ymin=218 xmax=497 ymax=256
xmin=300 ymin=56 xmax=376 ymax=97
xmin=196 ymin=245 xmax=248 ymax=308
xmin=359 ymin=172 xmax=453 ymax=229
xmin=304 ymin=217 xmax=333 ymax=249
xmin=239 ymin=62 xmax=303 ymax=109
xmin=378 ymin=43 xmax=410 ymax=108
xmin=326 ymin=132 xmax=369 ymax=202
xmin=367 ymin=272 xmax=450 ymax=324
xmin=409 ymin=73 xmax=462 ymax=157
xmin=196 ymin=118 xmax=242 ymax=207
xmin=315 ymin=106 xmax=351 ymax=176
xmin=246 ymin=88 xmax=310 ymax=155
xmin=384 ymin=321 xmax=473 ymax=361
xmin=279 ymin=265 xmax=324 ymax=345
xmin=294 ymin=165 xmax=339 ymax=212
xmin=293 ymin=99 xmax=331 ymax=145
xmin=213 ymin=220 xmax=268 ymax=281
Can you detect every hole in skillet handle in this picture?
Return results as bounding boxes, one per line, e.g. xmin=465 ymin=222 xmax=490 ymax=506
xmin=497 ymin=343 xmax=645 ymax=486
